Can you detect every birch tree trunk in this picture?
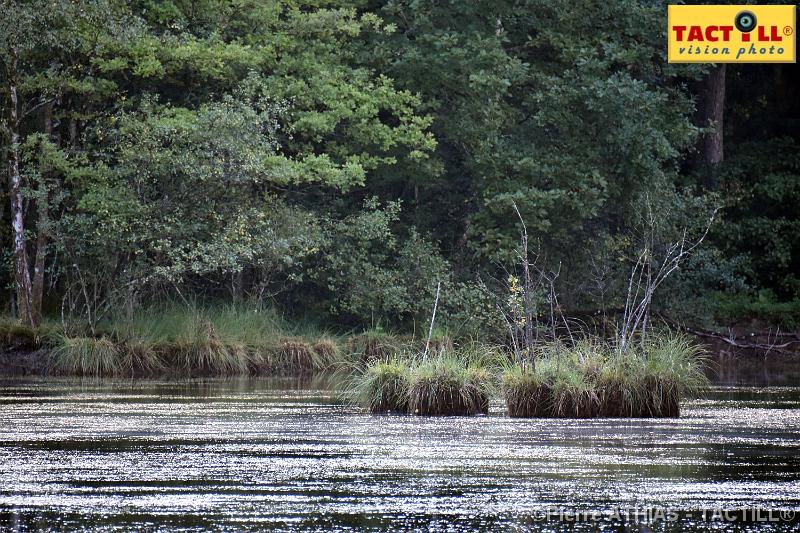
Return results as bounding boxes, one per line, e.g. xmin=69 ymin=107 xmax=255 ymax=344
xmin=7 ymin=55 xmax=36 ymax=327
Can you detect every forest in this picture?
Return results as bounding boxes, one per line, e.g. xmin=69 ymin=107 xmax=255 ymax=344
xmin=1 ymin=0 xmax=799 ymax=351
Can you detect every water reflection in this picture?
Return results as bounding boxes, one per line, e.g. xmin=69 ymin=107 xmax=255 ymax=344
xmin=705 ymin=353 xmax=800 ymax=386
xmin=0 ymin=358 xmax=798 ymax=531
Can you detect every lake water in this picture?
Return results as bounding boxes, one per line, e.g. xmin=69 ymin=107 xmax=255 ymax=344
xmin=1 ymin=358 xmax=799 ymax=531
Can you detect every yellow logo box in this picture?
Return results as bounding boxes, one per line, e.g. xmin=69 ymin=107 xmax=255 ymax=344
xmin=668 ymin=5 xmax=796 ymax=63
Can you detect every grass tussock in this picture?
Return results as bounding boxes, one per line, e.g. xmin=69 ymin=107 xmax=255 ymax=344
xmin=350 ymin=344 xmax=498 ymax=416
xmin=164 ymin=320 xmax=251 ymax=376
xmin=503 ymin=364 xmax=550 ymax=417
xmin=273 ymin=339 xmax=316 ymax=374
xmin=503 ymin=334 xmax=707 ymax=418
xmin=351 ymin=359 xmax=411 ymax=413
xmin=409 ymin=357 xmax=492 ymax=416
xmin=52 ymin=336 xmax=126 ymax=376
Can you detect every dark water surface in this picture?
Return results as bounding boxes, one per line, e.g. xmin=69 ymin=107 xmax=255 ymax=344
xmin=1 ymin=362 xmax=799 ymax=531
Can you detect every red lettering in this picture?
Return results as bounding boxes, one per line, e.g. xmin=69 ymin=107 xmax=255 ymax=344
xmin=671 ymin=24 xmax=736 ymax=42
xmin=688 ymin=26 xmax=703 ymax=41
xmin=757 ymin=26 xmax=782 ymax=41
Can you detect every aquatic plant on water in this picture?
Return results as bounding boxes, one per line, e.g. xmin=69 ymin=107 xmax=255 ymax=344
xmin=351 ymin=359 xmax=412 ymax=413
xmin=502 ymin=333 xmax=707 ymax=418
xmin=408 ymin=356 xmax=492 ymax=416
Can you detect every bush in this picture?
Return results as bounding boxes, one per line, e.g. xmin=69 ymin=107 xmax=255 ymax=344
xmin=712 ymin=290 xmax=800 ymax=329
xmin=314 ymin=199 xmax=451 ymax=325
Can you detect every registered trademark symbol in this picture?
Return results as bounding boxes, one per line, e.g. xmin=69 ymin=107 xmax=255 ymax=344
xmin=783 ymin=26 xmax=793 ymax=36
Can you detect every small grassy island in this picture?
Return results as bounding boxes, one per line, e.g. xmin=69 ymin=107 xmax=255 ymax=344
xmin=352 ymin=335 xmax=706 ymax=418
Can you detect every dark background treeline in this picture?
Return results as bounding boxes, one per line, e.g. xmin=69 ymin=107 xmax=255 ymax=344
xmin=1 ymin=0 xmax=798 ymax=335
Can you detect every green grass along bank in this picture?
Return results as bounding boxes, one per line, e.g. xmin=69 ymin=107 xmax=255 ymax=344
xmin=0 ymin=305 xmax=457 ymax=378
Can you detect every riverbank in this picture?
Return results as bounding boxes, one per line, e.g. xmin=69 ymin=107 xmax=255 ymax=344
xmin=0 ymin=306 xmax=444 ymax=378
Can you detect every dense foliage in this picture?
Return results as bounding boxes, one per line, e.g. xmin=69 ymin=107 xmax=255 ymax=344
xmin=2 ymin=0 xmax=798 ymax=333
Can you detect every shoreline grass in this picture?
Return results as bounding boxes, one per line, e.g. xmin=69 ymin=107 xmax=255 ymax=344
xmin=1 ymin=305 xmax=359 ymax=378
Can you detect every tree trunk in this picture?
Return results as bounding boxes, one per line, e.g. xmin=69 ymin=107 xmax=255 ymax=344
xmin=697 ymin=64 xmax=726 ymax=188
xmin=8 ymin=70 xmax=36 ymax=327
xmin=31 ymin=103 xmax=53 ymax=325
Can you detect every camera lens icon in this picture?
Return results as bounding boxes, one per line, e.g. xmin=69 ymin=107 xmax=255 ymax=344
xmin=735 ymin=10 xmax=757 ymax=33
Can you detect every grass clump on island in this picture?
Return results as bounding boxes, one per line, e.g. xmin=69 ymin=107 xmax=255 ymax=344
xmin=351 ymin=333 xmax=706 ymax=418
xmin=502 ymin=334 xmax=708 ymax=418
xmin=409 ymin=356 xmax=493 ymax=415
xmin=351 ymin=358 xmax=412 ymax=413
xmin=351 ymin=344 xmax=500 ymax=416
